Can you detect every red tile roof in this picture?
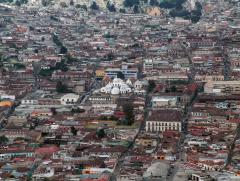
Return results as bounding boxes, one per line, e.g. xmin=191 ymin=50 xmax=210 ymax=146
xmin=35 ymin=146 xmax=59 ymax=155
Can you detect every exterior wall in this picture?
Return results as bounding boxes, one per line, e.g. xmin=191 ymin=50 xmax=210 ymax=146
xmin=105 ymin=69 xmax=138 ymax=79
xmin=60 ymin=94 xmax=79 ymax=105
xmin=136 ymin=138 xmax=157 ymax=147
xmin=195 ymin=75 xmax=224 ymax=82
xmin=21 ymin=99 xmax=38 ymax=105
xmin=146 ymin=7 xmax=162 ymax=17
xmin=0 ymin=152 xmax=34 ymax=160
xmin=95 ymin=70 xmax=105 ymax=78
xmin=146 ymin=121 xmax=181 ymax=132
xmin=152 ymin=99 xmax=177 ymax=108
xmin=204 ymin=81 xmax=240 ymax=94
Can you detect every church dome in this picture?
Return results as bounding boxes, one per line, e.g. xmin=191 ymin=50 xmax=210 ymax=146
xmin=111 ymin=87 xmax=120 ymax=95
xmin=126 ymin=79 xmax=132 ymax=86
xmin=100 ymin=87 xmax=107 ymax=93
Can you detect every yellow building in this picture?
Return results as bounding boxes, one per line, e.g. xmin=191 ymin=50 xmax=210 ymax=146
xmin=136 ymin=136 xmax=157 ymax=147
xmin=0 ymin=101 xmax=13 ymax=107
xmin=95 ymin=69 xmax=105 ymax=79
xmin=145 ymin=7 xmax=162 ymax=17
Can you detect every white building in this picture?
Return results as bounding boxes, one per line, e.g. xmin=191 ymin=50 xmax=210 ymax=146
xmin=105 ymin=64 xmax=138 ymax=79
xmin=151 ymin=96 xmax=178 ymax=108
xmin=60 ymin=93 xmax=79 ymax=105
xmin=97 ymin=78 xmax=146 ymax=96
xmin=100 ymin=78 xmax=132 ymax=95
xmin=146 ymin=110 xmax=182 ymax=132
xmin=204 ymin=81 xmax=240 ymax=95
xmin=187 ymin=138 xmax=208 ymax=147
xmin=0 ymin=94 xmax=15 ymax=101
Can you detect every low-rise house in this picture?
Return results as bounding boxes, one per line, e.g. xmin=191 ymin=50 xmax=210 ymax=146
xmin=135 ymin=135 xmax=157 ymax=147
xmin=0 ymin=147 xmax=35 ymax=160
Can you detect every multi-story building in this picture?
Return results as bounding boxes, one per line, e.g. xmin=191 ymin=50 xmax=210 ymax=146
xmin=146 ymin=110 xmax=182 ymax=132
xmin=204 ymin=81 xmax=240 ymax=94
xmin=105 ymin=64 xmax=138 ymax=79
xmin=151 ymin=96 xmax=178 ymax=108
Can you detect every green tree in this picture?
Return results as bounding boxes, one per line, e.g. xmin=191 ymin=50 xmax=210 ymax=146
xmin=82 ymin=4 xmax=88 ymax=11
xmin=50 ymin=107 xmax=57 ymax=115
xmin=105 ymin=53 xmax=114 ymax=61
xmin=119 ymin=8 xmax=126 ymax=13
xmin=107 ymin=1 xmax=116 ymax=12
xmin=15 ymin=0 xmax=21 ymax=6
xmin=60 ymin=2 xmax=68 ymax=8
xmin=97 ymin=128 xmax=105 ymax=138
xmin=169 ymin=8 xmax=191 ymax=19
xmin=14 ymin=63 xmax=25 ymax=70
xmin=14 ymin=137 xmax=25 ymax=141
xmin=56 ymin=81 xmax=71 ymax=93
xmin=59 ymin=46 xmax=68 ymax=54
xmin=195 ymin=1 xmax=202 ymax=10
xmin=76 ymin=4 xmax=87 ymax=11
xmin=21 ymin=0 xmax=28 ymax=4
xmin=66 ymin=54 xmax=77 ymax=63
xmin=70 ymin=0 xmax=74 ymax=6
xmin=29 ymin=26 xmax=34 ymax=31
xmin=170 ymin=85 xmax=177 ymax=92
xmin=79 ymin=164 xmax=84 ymax=172
xmin=55 ymin=60 xmax=68 ymax=72
xmin=52 ymin=34 xmax=63 ymax=47
xmin=90 ymin=1 xmax=99 ymax=10
xmin=133 ymin=5 xmax=139 ymax=13
xmin=123 ymin=0 xmax=139 ymax=7
xmin=123 ymin=103 xmax=134 ymax=125
xmin=39 ymin=68 xmax=54 ymax=77
xmin=71 ymin=126 xmax=78 ymax=136
xmin=147 ymin=80 xmax=156 ymax=93
xmin=41 ymin=0 xmax=51 ymax=6
xmin=71 ymin=107 xmax=85 ymax=113
xmin=117 ymin=72 xmax=125 ymax=79
xmin=0 ymin=135 xmax=9 ymax=145
xmin=159 ymin=1 xmax=175 ymax=8
xmin=190 ymin=7 xmax=202 ymax=23
xmin=150 ymin=0 xmax=159 ymax=6
xmin=50 ymin=15 xmax=59 ymax=21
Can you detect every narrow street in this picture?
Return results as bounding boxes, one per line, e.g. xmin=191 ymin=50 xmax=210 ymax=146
xmin=113 ymin=93 xmax=150 ymax=176
xmin=168 ymin=45 xmax=196 ymax=181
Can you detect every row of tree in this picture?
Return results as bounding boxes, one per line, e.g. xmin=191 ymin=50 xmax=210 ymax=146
xmin=56 ymin=81 xmax=72 ymax=93
xmin=39 ymin=58 xmax=68 ymax=77
xmin=169 ymin=1 xmax=202 ymax=23
xmin=0 ymin=0 xmax=28 ymax=6
xmin=15 ymin=0 xmax=28 ymax=6
xmin=89 ymin=0 xmax=140 ymax=13
xmin=52 ymin=34 xmax=68 ymax=54
xmin=159 ymin=0 xmax=187 ymax=9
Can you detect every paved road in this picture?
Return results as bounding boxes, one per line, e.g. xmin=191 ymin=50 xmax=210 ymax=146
xmin=168 ymin=45 xmax=196 ymax=181
xmin=78 ymin=79 xmax=99 ymax=105
xmin=113 ymin=94 xmax=149 ymax=176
